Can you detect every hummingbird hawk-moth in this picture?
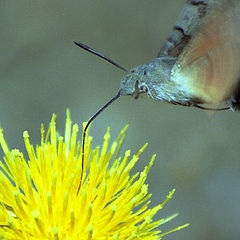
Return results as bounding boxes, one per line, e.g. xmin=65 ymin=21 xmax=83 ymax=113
xmin=118 ymin=0 xmax=240 ymax=111
xmin=74 ymin=0 xmax=240 ymax=168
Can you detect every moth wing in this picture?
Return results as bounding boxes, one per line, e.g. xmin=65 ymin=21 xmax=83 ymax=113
xmin=158 ymin=0 xmax=211 ymax=58
xmin=171 ymin=0 xmax=240 ymax=103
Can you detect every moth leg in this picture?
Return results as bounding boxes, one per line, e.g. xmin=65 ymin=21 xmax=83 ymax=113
xmin=134 ymin=80 xmax=140 ymax=99
xmin=195 ymin=104 xmax=229 ymax=111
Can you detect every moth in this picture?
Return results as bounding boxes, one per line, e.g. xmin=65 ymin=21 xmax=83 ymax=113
xmin=75 ymin=0 xmax=240 ymax=166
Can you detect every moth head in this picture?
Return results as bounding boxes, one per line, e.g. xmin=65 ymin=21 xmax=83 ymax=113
xmin=119 ymin=58 xmax=176 ymax=99
xmin=119 ymin=66 xmax=149 ymax=99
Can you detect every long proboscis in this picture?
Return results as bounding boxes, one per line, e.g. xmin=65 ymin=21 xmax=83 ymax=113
xmin=77 ymin=91 xmax=121 ymax=194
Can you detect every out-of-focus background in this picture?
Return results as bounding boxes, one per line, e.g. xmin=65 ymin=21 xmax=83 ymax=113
xmin=1 ymin=0 xmax=240 ymax=239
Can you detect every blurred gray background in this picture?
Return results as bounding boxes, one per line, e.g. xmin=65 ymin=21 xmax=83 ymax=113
xmin=1 ymin=0 xmax=240 ymax=239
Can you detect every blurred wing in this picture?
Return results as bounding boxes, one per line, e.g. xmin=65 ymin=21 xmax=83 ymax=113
xmin=171 ymin=0 xmax=240 ymax=103
xmin=158 ymin=0 xmax=212 ymax=58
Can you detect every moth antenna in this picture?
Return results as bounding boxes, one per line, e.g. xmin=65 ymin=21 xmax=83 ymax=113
xmin=74 ymin=41 xmax=128 ymax=73
xmin=195 ymin=104 xmax=230 ymax=111
xmin=77 ymin=91 xmax=121 ymax=194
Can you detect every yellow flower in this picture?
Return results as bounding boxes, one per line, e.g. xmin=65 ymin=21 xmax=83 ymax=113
xmin=0 ymin=110 xmax=188 ymax=239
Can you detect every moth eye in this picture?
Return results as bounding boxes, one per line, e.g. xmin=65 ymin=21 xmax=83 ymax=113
xmin=143 ymin=70 xmax=147 ymax=75
xmin=140 ymin=85 xmax=148 ymax=92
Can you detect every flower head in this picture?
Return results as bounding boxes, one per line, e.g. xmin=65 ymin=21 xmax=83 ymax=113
xmin=0 ymin=110 xmax=188 ymax=239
